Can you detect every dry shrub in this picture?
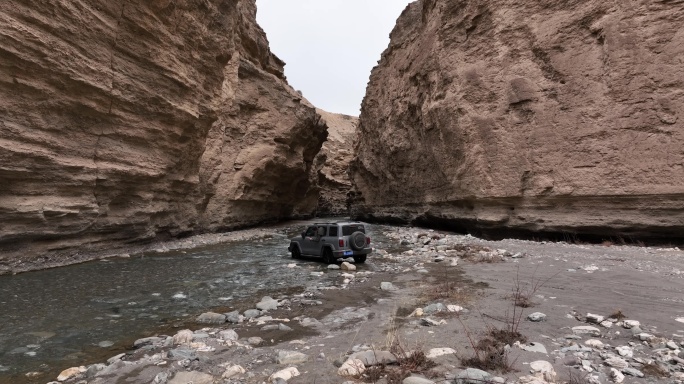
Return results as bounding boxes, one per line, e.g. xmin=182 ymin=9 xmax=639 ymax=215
xmin=641 ymin=362 xmax=669 ymax=378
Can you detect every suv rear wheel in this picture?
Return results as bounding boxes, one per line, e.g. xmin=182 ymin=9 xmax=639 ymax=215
xmin=322 ymin=248 xmax=335 ymax=264
xmin=349 ymin=231 xmax=366 ymax=250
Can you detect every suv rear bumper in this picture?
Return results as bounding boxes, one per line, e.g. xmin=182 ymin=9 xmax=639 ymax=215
xmin=333 ymin=248 xmax=371 ymax=258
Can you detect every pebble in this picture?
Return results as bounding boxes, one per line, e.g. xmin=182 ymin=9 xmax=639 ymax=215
xmin=270 ymin=367 xmax=300 ymax=382
xmin=403 ymin=376 xmax=435 ymax=384
xmin=244 ymin=309 xmax=261 ymax=318
xmin=517 ymin=341 xmax=548 ymax=354
xmin=609 ymin=368 xmax=625 ymax=383
xmin=196 ymin=312 xmax=226 ymax=325
xmin=426 ymin=347 xmax=457 ymax=358
xmin=586 ymin=313 xmax=605 ymax=323
xmin=168 ymin=372 xmax=214 ymax=384
xmin=247 ymin=336 xmax=264 ymax=345
xmin=530 ymin=360 xmax=556 ymax=382
xmin=276 ymin=350 xmax=309 ymax=364
xmin=350 ymin=350 xmax=398 ymax=365
xmin=456 ymin=368 xmax=491 ymax=384
xmin=57 ymin=366 xmax=85 ymax=382
xmin=604 ymin=356 xmax=629 ymax=369
xmin=380 ymin=282 xmax=397 ymax=291
xmin=637 ymin=332 xmax=655 ymax=341
xmin=222 ymin=365 xmax=245 ymax=379
xmin=621 ymin=367 xmax=644 ymax=377
xmin=338 ymin=359 xmax=365 ymax=376
xmin=622 ymin=320 xmax=640 ymax=329
xmin=528 ymin=312 xmax=547 ymax=322
xmin=585 ymin=339 xmax=604 ymax=349
xmin=327 ymin=264 xmax=340 ymax=270
xmin=341 ymin=262 xmax=356 ymax=271
xmin=218 ymin=329 xmax=238 ymax=341
xmin=667 ymin=341 xmax=679 ymax=350
xmin=572 ymin=326 xmax=601 ymax=336
xmin=423 ymin=303 xmax=446 ymax=314
xmin=447 ymin=305 xmax=464 ymax=312
xmin=421 ymin=317 xmax=445 ymax=326
xmin=256 ymin=296 xmax=279 ymax=311
xmin=616 ymin=345 xmax=633 ymax=358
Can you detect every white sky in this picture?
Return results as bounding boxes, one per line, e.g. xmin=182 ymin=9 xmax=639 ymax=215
xmin=256 ymin=0 xmax=415 ymax=116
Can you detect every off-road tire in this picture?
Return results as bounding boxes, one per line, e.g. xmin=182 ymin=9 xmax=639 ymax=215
xmin=349 ymin=231 xmax=366 ymax=251
xmin=291 ymin=246 xmax=301 ymax=259
xmin=353 ymin=255 xmax=367 ymax=264
xmin=322 ymin=248 xmax=335 ymax=264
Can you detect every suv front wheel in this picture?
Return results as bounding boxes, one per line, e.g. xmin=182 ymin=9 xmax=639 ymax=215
xmin=291 ymin=246 xmax=301 ymax=259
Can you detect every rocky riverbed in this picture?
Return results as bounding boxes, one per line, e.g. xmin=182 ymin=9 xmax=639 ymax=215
xmin=8 ymin=222 xmax=684 ymax=384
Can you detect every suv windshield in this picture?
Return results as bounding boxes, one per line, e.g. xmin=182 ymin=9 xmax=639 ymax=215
xmin=342 ymin=224 xmax=365 ymax=236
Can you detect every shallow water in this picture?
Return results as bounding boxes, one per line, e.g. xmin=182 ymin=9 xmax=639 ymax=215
xmin=0 ymin=222 xmax=394 ymax=381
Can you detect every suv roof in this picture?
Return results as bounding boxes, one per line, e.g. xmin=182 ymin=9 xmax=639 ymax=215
xmin=312 ymin=221 xmax=363 ymax=226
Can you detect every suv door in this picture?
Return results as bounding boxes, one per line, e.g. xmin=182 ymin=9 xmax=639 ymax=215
xmin=300 ymin=226 xmax=318 ymax=255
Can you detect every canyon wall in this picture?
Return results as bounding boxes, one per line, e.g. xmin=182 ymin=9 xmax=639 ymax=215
xmin=314 ymin=109 xmax=358 ymax=216
xmin=0 ymin=0 xmax=326 ymax=272
xmin=351 ymin=0 xmax=684 ymax=242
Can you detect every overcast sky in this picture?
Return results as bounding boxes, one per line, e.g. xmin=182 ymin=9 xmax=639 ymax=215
xmin=256 ymin=0 xmax=414 ymax=116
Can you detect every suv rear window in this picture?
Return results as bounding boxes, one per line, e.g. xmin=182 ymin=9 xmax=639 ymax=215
xmin=342 ymin=224 xmax=365 ymax=236
xmin=329 ymin=226 xmax=338 ymax=236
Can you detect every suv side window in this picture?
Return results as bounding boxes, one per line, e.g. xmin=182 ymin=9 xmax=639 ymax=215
xmin=305 ymin=227 xmax=317 ymax=237
xmin=342 ymin=224 xmax=365 ymax=235
xmin=317 ymin=226 xmax=327 ymax=236
xmin=329 ymin=226 xmax=338 ymax=236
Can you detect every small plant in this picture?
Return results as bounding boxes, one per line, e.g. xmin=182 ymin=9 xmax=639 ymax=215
xmin=608 ymin=309 xmax=626 ymax=321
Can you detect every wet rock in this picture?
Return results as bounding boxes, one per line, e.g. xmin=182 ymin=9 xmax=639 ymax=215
xmin=350 ymin=350 xmax=398 ymax=365
xmin=528 ymin=312 xmax=547 ymax=322
xmin=168 ymin=372 xmax=214 ymax=384
xmin=328 ymin=264 xmax=341 ymax=270
xmin=270 ymin=367 xmax=300 ymax=382
xmin=168 ymin=347 xmax=196 ymax=361
xmin=456 ymin=368 xmax=490 ymax=384
xmin=107 ymin=353 xmax=126 ymax=364
xmin=600 ymin=320 xmax=613 ymax=328
xmin=256 ymin=296 xmax=279 ymax=311
xmin=637 ymin=332 xmax=655 ymax=341
xmin=57 ymin=366 xmax=85 ymax=382
xmin=667 ymin=341 xmax=679 ymax=350
xmin=133 ymin=336 xmax=163 ymax=348
xmin=172 ymin=329 xmax=193 ymax=345
xmin=153 ymin=372 xmax=170 ymax=384
xmin=338 ymin=358 xmax=366 ymax=376
xmin=85 ymin=364 xmax=105 ymax=378
xmin=447 ymin=305 xmax=465 ymax=313
xmin=381 ymin=282 xmax=397 ymax=291
xmin=278 ymin=323 xmax=293 ymax=331
xmin=98 ymin=341 xmax=114 ymax=348
xmin=573 ymin=326 xmax=601 ymax=336
xmin=622 ymin=320 xmax=640 ymax=329
xmin=299 ymin=317 xmax=322 ymax=327
xmin=244 ymin=309 xmax=261 ymax=318
xmin=222 ymin=365 xmax=246 ymax=379
xmin=341 ymin=262 xmax=356 ymax=271
xmin=218 ymin=329 xmax=239 ymax=341
xmin=196 ymin=312 xmax=227 ymax=325
xmin=225 ymin=310 xmax=243 ymax=324
xmin=276 ymin=350 xmax=309 ymax=364
xmin=247 ymin=337 xmax=264 ymax=346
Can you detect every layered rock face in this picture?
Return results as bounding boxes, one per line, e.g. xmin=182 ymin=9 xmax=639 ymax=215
xmin=0 ymin=0 xmax=326 ymax=271
xmin=313 ymin=109 xmax=358 ymax=216
xmin=351 ymin=0 xmax=684 ymax=241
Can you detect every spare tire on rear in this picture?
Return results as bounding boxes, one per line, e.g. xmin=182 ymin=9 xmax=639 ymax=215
xmin=349 ymin=231 xmax=366 ymax=250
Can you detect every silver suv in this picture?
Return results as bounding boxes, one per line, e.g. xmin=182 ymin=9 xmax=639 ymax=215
xmin=287 ymin=222 xmax=372 ymax=264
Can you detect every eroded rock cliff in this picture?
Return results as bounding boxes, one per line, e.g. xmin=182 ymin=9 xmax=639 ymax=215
xmin=351 ymin=0 xmax=684 ymax=242
xmin=313 ymin=109 xmax=357 ymax=216
xmin=0 ymin=0 xmax=326 ymax=272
